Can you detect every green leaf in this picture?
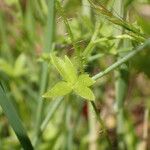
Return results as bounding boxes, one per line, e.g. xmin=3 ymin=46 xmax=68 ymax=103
xmin=50 ymin=54 xmax=68 ymax=81
xmin=43 ymin=81 xmax=72 ymax=98
xmin=74 ymin=84 xmax=95 ymax=101
xmin=76 ymin=74 xmax=95 ymax=87
xmin=50 ymin=54 xmax=78 ymax=83
xmin=64 ymin=55 xmax=77 ymax=83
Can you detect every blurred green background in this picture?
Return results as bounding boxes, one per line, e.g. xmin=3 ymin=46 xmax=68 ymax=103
xmin=0 ymin=0 xmax=150 ymax=150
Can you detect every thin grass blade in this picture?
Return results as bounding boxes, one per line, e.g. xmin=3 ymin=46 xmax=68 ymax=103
xmin=0 ymin=83 xmax=33 ymax=150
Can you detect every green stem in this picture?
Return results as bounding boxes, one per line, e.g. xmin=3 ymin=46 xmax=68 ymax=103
xmin=94 ymin=34 xmax=133 ymax=44
xmin=88 ymin=53 xmax=105 ymax=62
xmin=83 ymin=22 xmax=101 ymax=57
xmin=90 ymin=101 xmax=112 ymax=147
xmin=40 ymin=97 xmax=63 ymax=132
xmin=56 ymin=1 xmax=78 ymax=52
xmin=34 ymin=0 xmax=55 ymax=147
xmin=66 ymin=103 xmax=73 ymax=150
xmin=88 ymin=102 xmax=97 ymax=150
xmin=92 ymin=38 xmax=150 ymax=80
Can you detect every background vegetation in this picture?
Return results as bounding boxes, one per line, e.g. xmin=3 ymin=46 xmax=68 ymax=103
xmin=0 ymin=0 xmax=150 ymax=149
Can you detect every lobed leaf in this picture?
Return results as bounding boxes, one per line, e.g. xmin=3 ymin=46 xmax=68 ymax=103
xmin=43 ymin=81 xmax=72 ymax=98
xmin=74 ymin=84 xmax=95 ymax=101
xmin=50 ymin=54 xmax=78 ymax=83
xmin=64 ymin=55 xmax=77 ymax=83
xmin=76 ymin=74 xmax=95 ymax=87
xmin=49 ymin=55 xmax=96 ymax=101
xmin=50 ymin=54 xmax=69 ymax=81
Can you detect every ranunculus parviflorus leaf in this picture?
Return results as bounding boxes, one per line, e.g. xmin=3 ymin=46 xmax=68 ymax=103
xmin=50 ymin=54 xmax=69 ymax=81
xmin=64 ymin=55 xmax=77 ymax=83
xmin=74 ymin=84 xmax=95 ymax=101
xmin=44 ymin=55 xmax=95 ymax=101
xmin=76 ymin=74 xmax=95 ymax=87
xmin=42 ymin=81 xmax=72 ymax=98
xmin=50 ymin=54 xmax=77 ymax=83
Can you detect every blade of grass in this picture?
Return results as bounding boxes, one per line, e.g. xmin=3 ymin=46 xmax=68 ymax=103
xmin=0 ymin=83 xmax=33 ymax=150
xmin=34 ymin=0 xmax=55 ymax=147
xmin=88 ymin=0 xmax=146 ymax=40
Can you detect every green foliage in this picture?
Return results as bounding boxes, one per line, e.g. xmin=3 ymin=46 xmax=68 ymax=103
xmin=0 ymin=0 xmax=150 ymax=149
xmin=43 ymin=55 xmax=95 ymax=100
xmin=73 ymin=83 xmax=95 ymax=100
xmin=43 ymin=81 xmax=72 ymax=97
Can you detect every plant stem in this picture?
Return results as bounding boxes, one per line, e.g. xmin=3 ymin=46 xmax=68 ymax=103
xmin=88 ymin=53 xmax=105 ymax=62
xmin=83 ymin=22 xmax=101 ymax=57
xmin=66 ymin=103 xmax=73 ymax=150
xmin=56 ymin=1 xmax=78 ymax=52
xmin=88 ymin=102 xmax=97 ymax=150
xmin=40 ymin=97 xmax=63 ymax=132
xmin=90 ymin=101 xmax=112 ymax=147
xmin=34 ymin=0 xmax=55 ymax=147
xmin=92 ymin=38 xmax=150 ymax=80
